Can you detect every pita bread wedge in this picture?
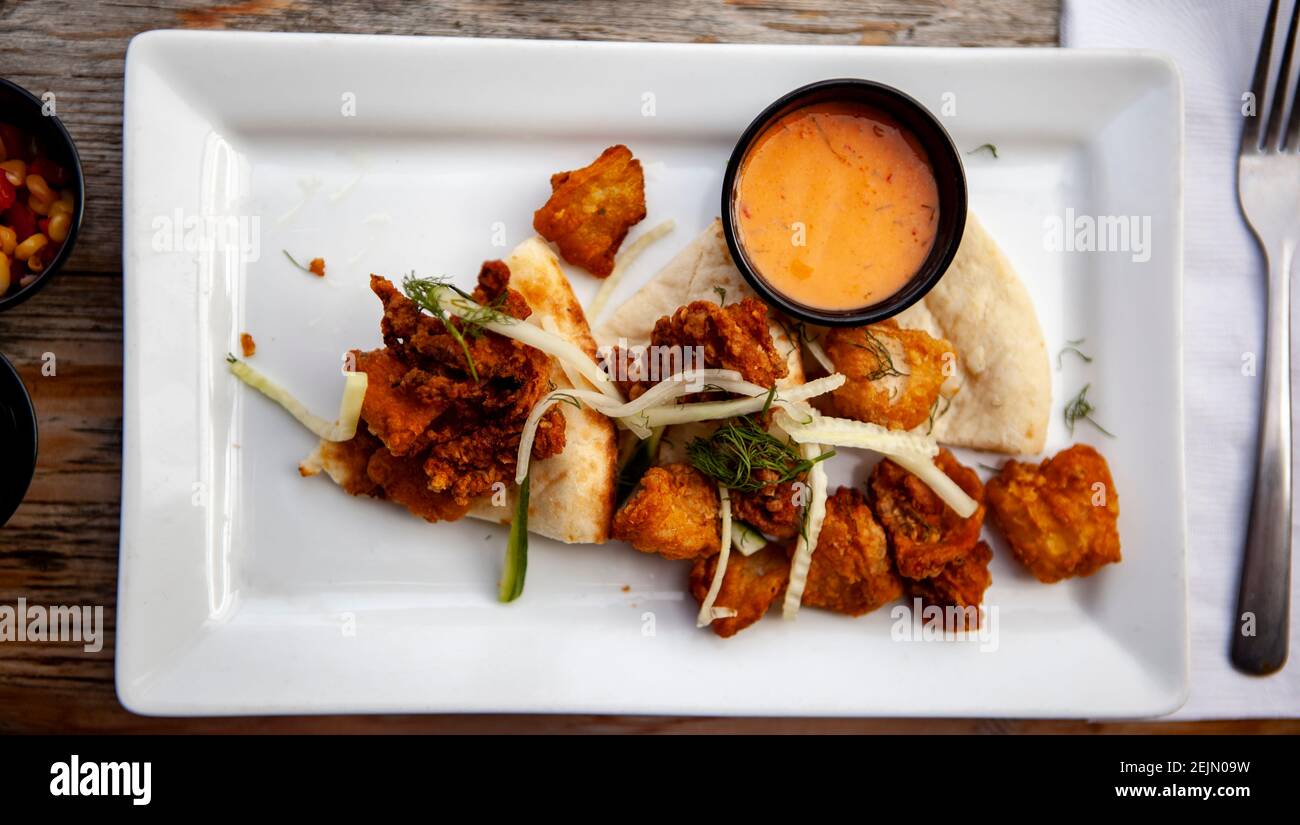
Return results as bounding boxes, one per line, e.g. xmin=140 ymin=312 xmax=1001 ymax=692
xmin=302 ymin=237 xmax=617 ymax=544
xmin=595 ymin=219 xmax=805 ymax=389
xmin=896 ymin=213 xmax=1050 ymax=454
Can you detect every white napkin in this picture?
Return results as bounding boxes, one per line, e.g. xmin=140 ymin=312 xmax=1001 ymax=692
xmin=1064 ymin=0 xmax=1300 ymax=719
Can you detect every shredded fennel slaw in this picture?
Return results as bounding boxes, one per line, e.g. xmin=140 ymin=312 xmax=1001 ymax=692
xmin=227 ymin=356 xmax=368 ymax=442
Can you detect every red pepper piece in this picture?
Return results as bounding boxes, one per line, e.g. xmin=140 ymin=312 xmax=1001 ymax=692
xmin=30 ymin=157 xmax=67 ymax=188
xmin=5 ymin=200 xmax=37 ymax=242
xmin=0 ymin=176 xmax=15 ymax=211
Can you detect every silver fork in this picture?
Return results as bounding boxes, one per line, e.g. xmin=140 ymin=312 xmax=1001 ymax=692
xmin=1235 ymin=0 xmax=1296 ymax=675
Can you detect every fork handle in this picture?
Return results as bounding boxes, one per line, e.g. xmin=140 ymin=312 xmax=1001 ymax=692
xmin=1232 ymin=242 xmax=1293 ymax=675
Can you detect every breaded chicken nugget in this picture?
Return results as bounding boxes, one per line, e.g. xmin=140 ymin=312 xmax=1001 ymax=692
xmin=908 ymin=540 xmax=993 ymax=630
xmin=799 ymin=487 xmax=904 ymax=616
xmin=813 ymin=319 xmax=954 ymax=431
xmin=651 ymin=298 xmax=789 ymax=389
xmin=985 ymin=444 xmax=1120 ymax=583
xmin=870 ymin=448 xmax=985 ymax=580
xmin=689 ymin=544 xmax=790 ymax=638
xmin=533 ymin=144 xmax=646 ymax=277
xmin=612 ymin=463 xmax=719 ymax=560
xmin=731 ymin=473 xmax=802 ymax=539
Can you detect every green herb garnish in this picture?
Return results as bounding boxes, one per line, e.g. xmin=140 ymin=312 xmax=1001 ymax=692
xmin=283 ymin=250 xmax=312 ymax=273
xmin=713 ymin=286 xmax=727 ymax=305
xmin=968 ymin=143 xmax=999 ymax=158
xmin=499 ymin=470 xmax=530 ymax=603
xmin=852 ymin=328 xmax=908 ymax=381
xmin=1064 ymin=383 xmax=1114 ymax=438
xmin=402 ymin=275 xmax=509 ymax=383
xmin=925 ymin=392 xmax=952 ymax=435
xmin=1057 ymin=337 xmax=1093 ymax=370
xmin=687 ymin=415 xmax=833 ymax=493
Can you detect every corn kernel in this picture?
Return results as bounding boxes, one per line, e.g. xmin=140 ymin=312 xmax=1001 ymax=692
xmin=0 ymin=252 xmax=10 ymax=294
xmin=0 ymin=159 xmax=26 ymax=187
xmin=14 ymin=233 xmax=47 ymax=262
xmin=25 ymin=174 xmax=52 ymax=202
xmin=0 ymin=226 xmax=15 ymax=256
xmin=48 ymin=212 xmax=70 ymax=243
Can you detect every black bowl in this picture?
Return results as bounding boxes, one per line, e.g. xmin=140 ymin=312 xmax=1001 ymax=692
xmin=721 ymin=78 xmax=966 ymax=327
xmin=0 ymin=76 xmax=85 ymax=312
xmin=0 ymin=353 xmax=37 ymax=527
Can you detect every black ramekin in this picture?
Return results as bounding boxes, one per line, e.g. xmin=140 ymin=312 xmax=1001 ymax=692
xmin=0 ymin=353 xmax=37 ymax=527
xmin=0 ymin=76 xmax=85 ymax=313
xmin=721 ymin=78 xmax=966 ymax=327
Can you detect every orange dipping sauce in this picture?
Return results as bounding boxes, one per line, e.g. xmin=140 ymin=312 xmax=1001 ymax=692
xmin=734 ymin=101 xmax=939 ymax=311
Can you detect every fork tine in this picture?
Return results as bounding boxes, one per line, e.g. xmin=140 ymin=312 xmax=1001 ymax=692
xmin=1283 ymin=7 xmax=1300 ymax=149
xmin=1245 ymin=0 xmax=1280 ymax=151
xmin=1267 ymin=0 xmax=1300 ymax=150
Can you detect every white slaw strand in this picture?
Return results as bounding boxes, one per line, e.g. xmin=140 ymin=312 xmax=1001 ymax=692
xmin=731 ymin=522 xmax=768 ymax=557
xmin=890 ymin=452 xmax=979 ymax=519
xmin=515 ymin=388 xmax=614 ymax=483
xmin=696 ymin=484 xmax=733 ymax=627
xmin=782 ymin=441 xmax=829 ymax=619
xmin=540 ymin=316 xmax=593 ymax=393
xmin=773 ymin=408 xmax=975 ymax=517
xmin=634 ymin=373 xmax=846 ymax=429
xmin=804 ymin=336 xmax=836 ymax=374
xmin=515 ymin=369 xmax=754 ymax=481
xmin=434 ymin=286 xmax=623 ymax=402
xmin=228 ymin=359 xmax=368 ymax=443
xmin=587 ymin=219 xmax=676 ymax=322
xmin=773 ymin=408 xmax=938 ymax=459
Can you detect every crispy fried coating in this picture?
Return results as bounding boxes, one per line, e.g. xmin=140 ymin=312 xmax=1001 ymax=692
xmin=908 ymin=540 xmax=993 ymax=630
xmin=985 ymin=444 xmax=1120 ymax=583
xmin=799 ymin=487 xmax=904 ymax=616
xmin=869 ymin=448 xmax=985 ymax=580
xmin=343 ymin=268 xmax=565 ymax=510
xmin=813 ymin=319 xmax=954 ymax=431
xmin=650 ymin=298 xmax=788 ymax=389
xmin=612 ymin=463 xmax=719 ymax=560
xmin=354 ymin=348 xmax=445 ymax=457
xmin=366 ymin=445 xmax=470 ymax=523
xmin=533 ymin=144 xmax=646 ymax=277
xmin=731 ymin=472 xmax=802 ymax=539
xmin=689 ymin=544 xmax=790 ymax=638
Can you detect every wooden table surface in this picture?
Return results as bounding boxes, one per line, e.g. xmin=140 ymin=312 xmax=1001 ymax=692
xmin=0 ymin=0 xmax=1294 ymax=734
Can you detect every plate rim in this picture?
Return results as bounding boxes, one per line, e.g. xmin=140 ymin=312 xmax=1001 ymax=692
xmin=117 ymin=31 xmax=1189 ymax=718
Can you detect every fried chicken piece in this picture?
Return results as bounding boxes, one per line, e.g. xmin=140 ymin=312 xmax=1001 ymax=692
xmin=731 ymin=472 xmax=801 ymax=539
xmin=354 ymin=347 xmax=446 ymax=457
xmin=364 ymin=268 xmax=566 ymax=505
xmin=366 ymin=446 xmax=469 ymax=523
xmin=650 ymin=298 xmax=788 ymax=389
xmin=799 ymin=487 xmax=903 ymax=616
xmin=869 ymin=448 xmax=985 ymax=580
xmin=813 ymin=319 xmax=954 ymax=431
xmin=533 ymin=144 xmax=646 ymax=277
xmin=908 ymin=540 xmax=993 ymax=630
xmin=612 ymin=463 xmax=719 ymax=560
xmin=689 ymin=544 xmax=790 ymax=638
xmin=985 ymin=444 xmax=1120 ymax=583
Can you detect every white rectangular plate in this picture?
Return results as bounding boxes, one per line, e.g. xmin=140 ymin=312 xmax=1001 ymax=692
xmin=120 ymin=31 xmax=1187 ymax=717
